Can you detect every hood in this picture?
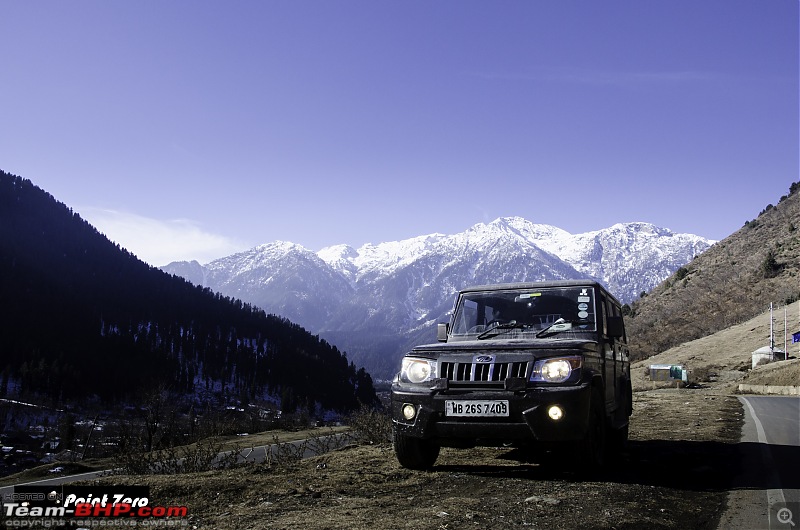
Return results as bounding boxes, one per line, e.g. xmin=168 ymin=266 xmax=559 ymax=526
xmin=410 ymin=338 xmax=599 ymax=355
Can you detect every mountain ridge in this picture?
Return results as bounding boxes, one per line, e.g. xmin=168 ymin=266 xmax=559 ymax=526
xmin=163 ymin=217 xmax=714 ymax=377
xmin=166 ymin=217 xmax=713 ymax=301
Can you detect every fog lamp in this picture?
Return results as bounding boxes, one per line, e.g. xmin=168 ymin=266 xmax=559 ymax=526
xmin=402 ymin=403 xmax=417 ymax=421
xmin=547 ymin=405 xmax=564 ymax=421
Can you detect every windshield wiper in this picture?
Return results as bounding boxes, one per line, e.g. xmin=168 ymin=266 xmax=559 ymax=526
xmin=477 ymin=320 xmax=528 ymax=340
xmin=535 ymin=318 xmax=574 ymax=338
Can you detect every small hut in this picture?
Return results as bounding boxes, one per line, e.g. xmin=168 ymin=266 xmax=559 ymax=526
xmin=751 ymin=346 xmax=786 ymax=369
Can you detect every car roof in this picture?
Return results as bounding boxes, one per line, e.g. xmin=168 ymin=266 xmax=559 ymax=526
xmin=457 ymin=280 xmax=621 ymax=305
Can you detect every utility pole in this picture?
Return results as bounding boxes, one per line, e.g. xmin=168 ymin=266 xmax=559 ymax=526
xmin=770 ymin=303 xmax=774 ymax=362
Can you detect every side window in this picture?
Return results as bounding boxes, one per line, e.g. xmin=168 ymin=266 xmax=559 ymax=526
xmin=598 ymin=295 xmax=607 ymax=336
xmin=610 ymin=302 xmax=627 ymax=343
xmin=482 ymin=303 xmax=494 ymax=325
xmin=455 ymin=299 xmax=478 ymax=333
xmin=607 ymin=298 xmax=614 ymax=336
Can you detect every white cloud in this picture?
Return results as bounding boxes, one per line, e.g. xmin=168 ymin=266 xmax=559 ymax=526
xmin=80 ymin=208 xmax=248 ymax=266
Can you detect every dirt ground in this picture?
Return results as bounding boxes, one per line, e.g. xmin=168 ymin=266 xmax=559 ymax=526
xmin=74 ymin=387 xmax=742 ymax=530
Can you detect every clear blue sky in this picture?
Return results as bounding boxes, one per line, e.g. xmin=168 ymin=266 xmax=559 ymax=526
xmin=2 ymin=1 xmax=798 ymax=265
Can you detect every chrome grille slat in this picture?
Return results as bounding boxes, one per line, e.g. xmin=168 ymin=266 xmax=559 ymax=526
xmin=441 ymin=361 xmax=528 ymax=383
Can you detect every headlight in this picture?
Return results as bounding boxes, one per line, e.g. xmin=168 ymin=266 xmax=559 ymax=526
xmin=400 ymin=357 xmax=437 ymax=384
xmin=531 ymin=356 xmax=582 ymax=383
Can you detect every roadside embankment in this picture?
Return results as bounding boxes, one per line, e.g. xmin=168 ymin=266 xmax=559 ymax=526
xmin=737 ymin=384 xmax=800 ymax=396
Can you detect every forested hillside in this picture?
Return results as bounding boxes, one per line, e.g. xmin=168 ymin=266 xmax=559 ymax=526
xmin=0 ymin=170 xmax=377 ymax=412
xmin=626 ymin=180 xmax=800 ymax=360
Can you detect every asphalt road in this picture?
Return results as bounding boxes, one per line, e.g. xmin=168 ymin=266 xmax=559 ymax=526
xmin=718 ymin=396 xmax=800 ymax=530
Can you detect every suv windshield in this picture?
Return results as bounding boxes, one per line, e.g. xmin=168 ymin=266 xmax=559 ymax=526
xmin=450 ymin=286 xmax=597 ymax=338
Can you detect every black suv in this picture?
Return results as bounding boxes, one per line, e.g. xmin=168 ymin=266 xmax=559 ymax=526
xmin=391 ymin=280 xmax=632 ymax=470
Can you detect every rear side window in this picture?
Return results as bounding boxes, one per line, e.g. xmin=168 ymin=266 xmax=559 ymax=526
xmin=609 ymin=302 xmax=627 ymax=342
xmin=598 ymin=295 xmax=607 ymax=336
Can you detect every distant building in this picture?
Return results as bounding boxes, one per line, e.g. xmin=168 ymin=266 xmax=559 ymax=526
xmin=649 ymin=364 xmax=687 ymax=382
xmin=751 ymin=346 xmax=786 ymax=369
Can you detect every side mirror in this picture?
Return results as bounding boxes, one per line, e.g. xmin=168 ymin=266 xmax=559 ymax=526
xmin=606 ymin=316 xmax=625 ymax=338
xmin=437 ymin=323 xmax=449 ymax=342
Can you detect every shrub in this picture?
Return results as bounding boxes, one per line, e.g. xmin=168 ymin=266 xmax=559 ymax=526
xmin=760 ymin=250 xmax=782 ymax=279
xmin=346 ymin=405 xmax=392 ymax=445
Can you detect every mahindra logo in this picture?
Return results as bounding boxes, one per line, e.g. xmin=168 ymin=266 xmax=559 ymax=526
xmin=474 ymin=355 xmax=495 ymax=363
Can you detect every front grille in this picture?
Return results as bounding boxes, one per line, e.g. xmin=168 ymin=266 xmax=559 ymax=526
xmin=441 ymin=361 xmax=528 ymax=382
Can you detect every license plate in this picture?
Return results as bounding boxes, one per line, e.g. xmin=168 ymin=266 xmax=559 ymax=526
xmin=445 ymin=400 xmax=509 ymax=417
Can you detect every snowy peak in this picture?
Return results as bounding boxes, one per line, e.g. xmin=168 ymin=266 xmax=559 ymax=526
xmin=350 ymin=233 xmax=447 ymax=273
xmin=486 ymin=217 xmax=570 ymax=240
xmin=317 ymin=244 xmax=359 ymax=280
xmin=204 ymin=241 xmax=321 ymax=280
xmin=211 ymin=240 xmax=312 ymax=267
xmin=531 ymin=221 xmax=714 ymax=299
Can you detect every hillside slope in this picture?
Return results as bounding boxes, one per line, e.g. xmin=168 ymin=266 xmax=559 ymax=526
xmin=627 ymin=181 xmax=800 ymax=360
xmin=631 ymin=300 xmax=800 ymax=391
xmin=0 ymin=170 xmax=377 ymax=411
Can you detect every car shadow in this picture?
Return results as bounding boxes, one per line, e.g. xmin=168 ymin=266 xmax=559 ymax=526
xmin=433 ymin=439 xmax=800 ymax=492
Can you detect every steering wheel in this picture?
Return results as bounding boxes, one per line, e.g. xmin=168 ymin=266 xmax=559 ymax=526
xmin=485 ymin=319 xmax=504 ymax=327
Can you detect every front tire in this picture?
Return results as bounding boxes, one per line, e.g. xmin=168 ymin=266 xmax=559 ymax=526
xmin=607 ymin=380 xmax=632 ymax=458
xmin=393 ymin=425 xmax=440 ymax=470
xmin=579 ymin=390 xmax=607 ymax=470
xmin=607 ymin=422 xmax=629 ymax=458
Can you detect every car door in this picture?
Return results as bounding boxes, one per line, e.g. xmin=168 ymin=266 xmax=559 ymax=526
xmin=599 ymin=294 xmax=617 ymax=409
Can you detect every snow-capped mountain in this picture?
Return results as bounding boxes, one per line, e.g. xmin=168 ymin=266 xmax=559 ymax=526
xmin=162 ymin=217 xmax=714 ymax=378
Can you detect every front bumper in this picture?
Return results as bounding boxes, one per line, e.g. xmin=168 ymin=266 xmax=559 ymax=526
xmin=391 ymin=381 xmax=592 ymax=443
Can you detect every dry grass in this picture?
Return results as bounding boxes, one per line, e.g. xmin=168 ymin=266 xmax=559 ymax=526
xmin=0 ymin=426 xmax=350 ymax=488
xmin=742 ymin=358 xmax=800 ymax=387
